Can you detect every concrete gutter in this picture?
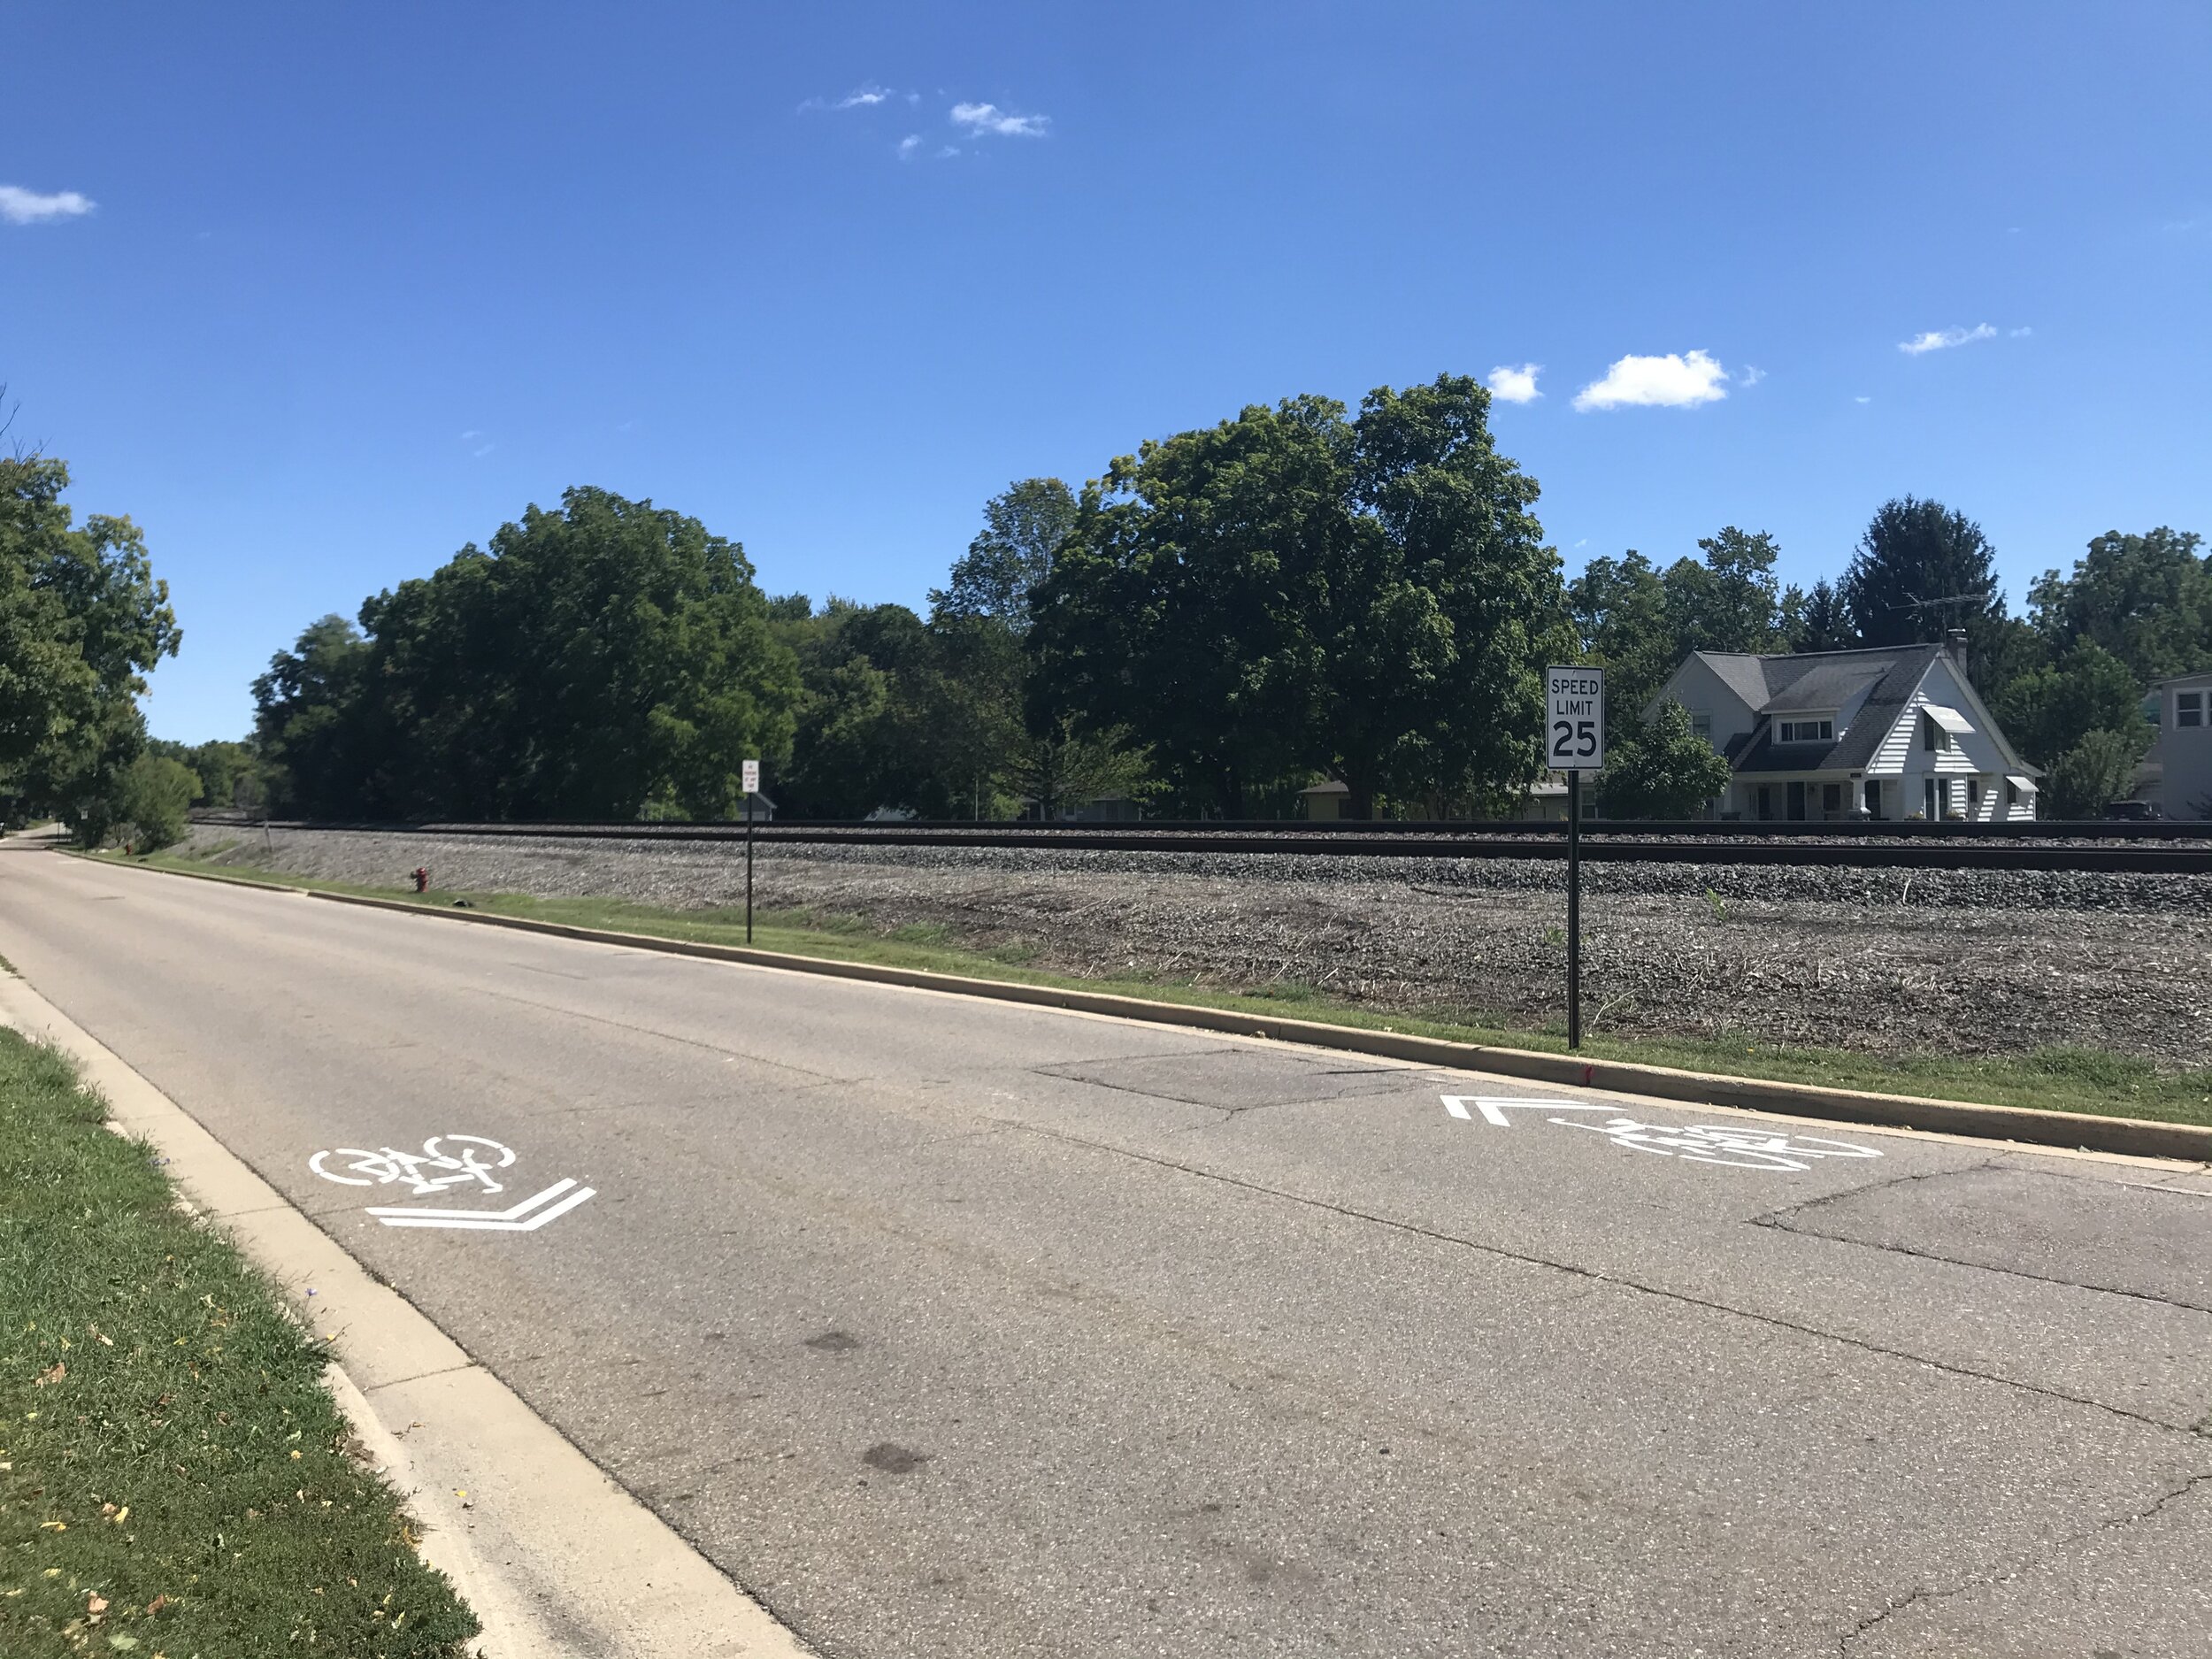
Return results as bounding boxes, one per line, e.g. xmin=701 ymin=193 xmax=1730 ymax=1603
xmin=0 ymin=967 xmax=814 ymax=1659
xmin=79 ymin=852 xmax=2212 ymax=1165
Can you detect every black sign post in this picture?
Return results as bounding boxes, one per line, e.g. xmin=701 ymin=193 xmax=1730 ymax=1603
xmin=1546 ymin=666 xmax=1606 ymax=1051
xmin=1567 ymin=766 xmax=1581 ymax=1049
xmin=742 ymin=757 xmax=759 ymax=944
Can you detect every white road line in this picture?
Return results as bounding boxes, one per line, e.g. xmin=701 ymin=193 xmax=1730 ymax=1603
xmin=1443 ymin=1095 xmax=1619 ymax=1128
xmin=373 ymin=1182 xmax=598 ymax=1232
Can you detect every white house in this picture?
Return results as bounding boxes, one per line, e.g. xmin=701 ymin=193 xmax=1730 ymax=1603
xmin=1645 ymin=636 xmax=2041 ymax=822
xmin=2140 ymin=670 xmax=2212 ymax=820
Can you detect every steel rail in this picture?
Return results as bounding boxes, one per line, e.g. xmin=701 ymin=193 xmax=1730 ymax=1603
xmin=202 ymin=816 xmax=2212 ymax=872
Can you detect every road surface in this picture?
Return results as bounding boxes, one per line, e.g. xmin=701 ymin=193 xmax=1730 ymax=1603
xmin=4 ymin=845 xmax=2209 ymax=1656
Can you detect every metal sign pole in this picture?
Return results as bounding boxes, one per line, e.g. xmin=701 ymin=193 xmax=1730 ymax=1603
xmin=1567 ymin=767 xmax=1582 ymax=1049
xmin=1547 ymin=664 xmax=1603 ymax=1052
xmin=741 ymin=757 xmax=759 ymax=945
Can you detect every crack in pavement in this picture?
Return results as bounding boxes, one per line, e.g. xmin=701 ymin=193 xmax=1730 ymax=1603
xmin=998 ymin=1118 xmax=2202 ymax=1436
xmin=1835 ymin=1471 xmax=2212 ymax=1654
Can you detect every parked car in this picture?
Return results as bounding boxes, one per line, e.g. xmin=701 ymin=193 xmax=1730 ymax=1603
xmin=2104 ymin=799 xmax=2163 ymax=820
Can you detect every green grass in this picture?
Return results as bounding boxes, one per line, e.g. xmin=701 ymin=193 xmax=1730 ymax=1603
xmin=92 ymin=847 xmax=2212 ymax=1128
xmin=0 ymin=1030 xmax=477 ymax=1657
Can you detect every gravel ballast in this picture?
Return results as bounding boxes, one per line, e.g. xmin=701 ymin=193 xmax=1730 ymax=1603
xmin=179 ymin=825 xmax=2212 ymax=1066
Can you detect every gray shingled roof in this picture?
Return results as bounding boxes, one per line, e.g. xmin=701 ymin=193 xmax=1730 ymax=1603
xmin=1690 ymin=644 xmax=1947 ymax=774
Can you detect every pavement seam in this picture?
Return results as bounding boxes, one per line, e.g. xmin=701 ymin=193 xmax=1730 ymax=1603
xmin=1834 ymin=1471 xmax=2212 ymax=1653
xmin=1754 ymin=1214 xmax=2212 ymax=1317
xmin=362 ymin=1359 xmax=481 ymax=1394
xmin=998 ymin=1117 xmax=2201 ymax=1436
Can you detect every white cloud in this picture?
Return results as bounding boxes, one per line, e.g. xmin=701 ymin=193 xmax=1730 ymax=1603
xmin=2008 ymin=326 xmax=2032 ymax=337
xmin=936 ymin=145 xmax=961 ymax=159
xmin=1485 ymin=364 xmax=1541 ymax=403
xmin=801 ymin=83 xmax=895 ymax=113
xmin=1855 ymin=396 xmax=1872 ymax=404
xmin=950 ymin=102 xmax=1049 ymax=138
xmin=458 ymin=429 xmax=482 ymax=441
xmin=896 ymin=134 xmax=922 ymax=161
xmin=1897 ymin=323 xmax=1995 ymax=356
xmin=1571 ymin=349 xmax=1730 ymax=412
xmin=0 ymin=184 xmax=95 ymax=225
xmin=1737 ymin=365 xmax=1766 ymax=387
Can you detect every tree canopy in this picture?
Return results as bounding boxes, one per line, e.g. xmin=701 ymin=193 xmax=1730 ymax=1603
xmin=0 ymin=454 xmax=180 ymax=835
xmin=1030 ymin=376 xmax=1569 ymax=818
xmin=255 ymin=488 xmax=797 ymax=820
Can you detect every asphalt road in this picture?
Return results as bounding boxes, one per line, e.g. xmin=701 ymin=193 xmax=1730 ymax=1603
xmin=5 ymin=846 xmax=2210 ymax=1657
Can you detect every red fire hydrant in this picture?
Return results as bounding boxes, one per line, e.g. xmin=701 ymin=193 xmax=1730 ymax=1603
xmin=412 ymin=867 xmax=429 ymax=893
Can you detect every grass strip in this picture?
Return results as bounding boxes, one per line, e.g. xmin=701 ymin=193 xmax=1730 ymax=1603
xmin=0 ymin=1029 xmax=477 ymax=1656
xmin=96 ymin=847 xmax=2212 ymax=1128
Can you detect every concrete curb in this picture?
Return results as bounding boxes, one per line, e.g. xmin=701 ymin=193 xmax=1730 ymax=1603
xmin=0 ymin=967 xmax=815 ymax=1659
xmin=286 ymin=885 xmax=2212 ymax=1166
xmin=77 ymin=850 xmax=2212 ymax=1164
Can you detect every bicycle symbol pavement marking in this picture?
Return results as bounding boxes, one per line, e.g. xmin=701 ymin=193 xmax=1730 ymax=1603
xmin=1440 ymin=1096 xmax=1882 ymax=1172
xmin=308 ymin=1134 xmax=596 ymax=1231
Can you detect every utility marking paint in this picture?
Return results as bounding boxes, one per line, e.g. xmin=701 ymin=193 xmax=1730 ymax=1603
xmin=1441 ymin=1095 xmax=1882 ymax=1172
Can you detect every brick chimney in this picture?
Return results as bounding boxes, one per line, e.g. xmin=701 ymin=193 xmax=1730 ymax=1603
xmin=1946 ymin=626 xmax=1969 ymax=679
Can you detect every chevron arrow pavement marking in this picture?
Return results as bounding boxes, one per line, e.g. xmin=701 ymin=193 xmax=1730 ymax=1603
xmin=367 ymin=1177 xmax=596 ymax=1231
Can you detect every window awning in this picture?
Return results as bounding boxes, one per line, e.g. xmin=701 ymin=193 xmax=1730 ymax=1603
xmin=2006 ymin=774 xmax=2034 ymax=792
xmin=1922 ymin=703 xmax=1974 ymax=735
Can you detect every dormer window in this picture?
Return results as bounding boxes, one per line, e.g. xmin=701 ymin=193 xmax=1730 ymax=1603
xmin=1776 ymin=718 xmax=1834 ymax=744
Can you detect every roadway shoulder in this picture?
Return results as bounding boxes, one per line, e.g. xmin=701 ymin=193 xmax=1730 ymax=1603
xmin=0 ymin=964 xmax=816 ymax=1659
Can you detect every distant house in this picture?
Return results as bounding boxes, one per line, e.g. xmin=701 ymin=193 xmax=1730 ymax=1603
xmin=1645 ymin=635 xmax=2040 ymax=822
xmin=2141 ymin=670 xmax=2212 ymax=820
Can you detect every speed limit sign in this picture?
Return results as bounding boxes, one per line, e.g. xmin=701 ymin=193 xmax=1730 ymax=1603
xmin=1547 ymin=665 xmax=1606 ymax=771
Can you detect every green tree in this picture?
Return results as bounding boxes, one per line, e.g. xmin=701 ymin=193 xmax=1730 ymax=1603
xmin=1569 ymin=551 xmax=1676 ymax=726
xmin=256 ymin=489 xmax=799 ymax=821
xmin=116 ymin=752 xmax=198 ymax=849
xmin=1990 ymin=641 xmax=2148 ymax=770
xmin=252 ymin=615 xmax=373 ymax=818
xmin=2043 ymin=728 xmax=2149 ymax=819
xmin=773 ymin=598 xmax=939 ymax=818
xmin=1668 ymin=527 xmax=1786 ymax=655
xmin=2027 ymin=527 xmax=2211 ymax=685
xmin=1030 ymin=401 xmax=1333 ymax=816
xmin=930 ymin=478 xmax=1078 ymax=626
xmin=1595 ymin=700 xmax=1733 ymax=819
xmin=0 ymin=454 xmax=181 ymax=835
xmin=1839 ymin=496 xmax=2004 ymax=648
xmin=1781 ymin=579 xmax=1853 ymax=653
xmin=1033 ymin=377 xmax=1566 ymax=818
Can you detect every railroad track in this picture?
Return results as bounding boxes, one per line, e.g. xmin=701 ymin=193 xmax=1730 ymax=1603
xmin=199 ymin=817 xmax=2212 ymax=873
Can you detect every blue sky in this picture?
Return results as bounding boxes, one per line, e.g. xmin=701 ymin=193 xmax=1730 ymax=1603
xmin=4 ymin=2 xmax=2208 ymax=742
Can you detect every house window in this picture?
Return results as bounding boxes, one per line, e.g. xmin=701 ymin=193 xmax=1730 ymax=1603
xmin=1863 ymin=780 xmax=1882 ymax=818
xmin=1756 ymin=784 xmax=1775 ymax=821
xmin=2006 ymin=779 xmax=2019 ymax=808
xmin=1967 ymin=778 xmax=1982 ymax=813
xmin=1923 ymin=777 xmax=1939 ymax=818
xmin=2180 ymin=691 xmax=2206 ymax=728
xmin=1822 ymin=783 xmax=1842 ymax=814
xmin=1690 ymin=710 xmax=1713 ymax=741
xmin=1778 ymin=718 xmax=1835 ymax=744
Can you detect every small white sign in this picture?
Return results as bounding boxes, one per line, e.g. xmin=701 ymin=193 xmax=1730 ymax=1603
xmin=1547 ymin=665 xmax=1606 ymax=770
xmin=741 ymin=758 xmax=760 ymax=796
